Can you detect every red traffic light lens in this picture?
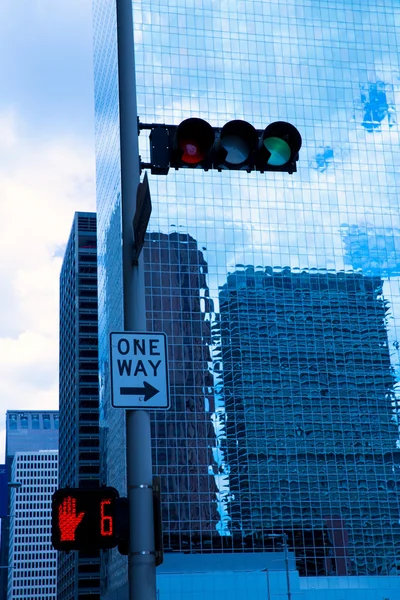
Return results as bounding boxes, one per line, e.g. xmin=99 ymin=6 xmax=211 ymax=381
xmin=179 ymin=140 xmax=206 ymax=164
xmin=176 ymin=118 xmax=215 ymax=165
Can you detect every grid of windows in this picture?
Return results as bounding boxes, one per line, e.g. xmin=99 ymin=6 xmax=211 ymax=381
xmin=145 ymin=233 xmax=219 ymax=545
xmin=7 ymin=413 xmax=58 ymax=432
xmin=7 ymin=452 xmax=58 ymax=600
xmin=0 ymin=411 xmax=59 ymax=600
xmin=218 ymin=269 xmax=399 ymax=575
xmin=93 ymin=0 xmax=400 ymax=595
xmin=58 ymin=213 xmax=100 ymax=600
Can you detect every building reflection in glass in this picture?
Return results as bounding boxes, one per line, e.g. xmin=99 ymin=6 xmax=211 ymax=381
xmin=143 ymin=232 xmax=220 ymax=549
xmin=217 ymin=266 xmax=400 ymax=576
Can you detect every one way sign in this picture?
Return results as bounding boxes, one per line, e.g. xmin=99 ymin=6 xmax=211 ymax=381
xmin=110 ymin=332 xmax=170 ymax=409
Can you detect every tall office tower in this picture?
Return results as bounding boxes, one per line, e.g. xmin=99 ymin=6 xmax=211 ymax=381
xmin=218 ymin=267 xmax=399 ymax=576
xmin=0 ymin=411 xmax=59 ymax=600
xmin=58 ymin=212 xmax=100 ymax=600
xmin=7 ymin=450 xmax=58 ymax=599
xmin=93 ymin=0 xmax=400 ymax=595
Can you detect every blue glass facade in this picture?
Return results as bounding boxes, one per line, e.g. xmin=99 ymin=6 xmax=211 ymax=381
xmin=92 ymin=0 xmax=400 ymax=595
xmin=219 ymin=269 xmax=398 ymax=575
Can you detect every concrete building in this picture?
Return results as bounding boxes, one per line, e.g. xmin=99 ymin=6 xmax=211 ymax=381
xmin=7 ymin=450 xmax=58 ymax=599
xmin=0 ymin=411 xmax=59 ymax=600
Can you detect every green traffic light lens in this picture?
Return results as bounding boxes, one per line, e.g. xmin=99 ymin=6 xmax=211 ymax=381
xmin=263 ymin=137 xmax=291 ymax=166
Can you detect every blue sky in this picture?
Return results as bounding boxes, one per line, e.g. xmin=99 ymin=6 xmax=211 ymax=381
xmin=0 ymin=0 xmax=95 ymax=140
xmin=0 ymin=0 xmax=96 ymax=458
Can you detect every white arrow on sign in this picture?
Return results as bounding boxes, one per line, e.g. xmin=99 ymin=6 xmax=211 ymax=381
xmin=110 ymin=332 xmax=170 ymax=409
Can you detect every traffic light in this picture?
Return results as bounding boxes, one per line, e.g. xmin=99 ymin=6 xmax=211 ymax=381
xmin=51 ymin=487 xmax=119 ymax=551
xmin=142 ymin=118 xmax=302 ymax=175
xmin=52 ymin=483 xmax=164 ymax=561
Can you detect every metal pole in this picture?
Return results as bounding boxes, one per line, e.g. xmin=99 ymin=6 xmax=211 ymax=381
xmin=116 ymin=2 xmax=156 ymax=600
xmin=268 ymin=533 xmax=292 ymax=600
xmin=283 ymin=534 xmax=291 ymax=600
xmin=265 ymin=568 xmax=271 ymax=600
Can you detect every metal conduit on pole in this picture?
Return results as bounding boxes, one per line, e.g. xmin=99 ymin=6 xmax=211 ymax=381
xmin=267 ymin=533 xmax=292 ymax=600
xmin=116 ymin=1 xmax=156 ymax=600
xmin=283 ymin=533 xmax=292 ymax=600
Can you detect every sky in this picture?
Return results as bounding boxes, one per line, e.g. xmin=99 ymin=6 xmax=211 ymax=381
xmin=0 ymin=0 xmax=96 ymax=459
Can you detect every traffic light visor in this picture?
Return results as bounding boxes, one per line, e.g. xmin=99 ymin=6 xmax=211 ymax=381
xmin=262 ymin=122 xmax=302 ymax=166
xmin=176 ymin=118 xmax=214 ymax=165
xmin=219 ymin=120 xmax=257 ymax=165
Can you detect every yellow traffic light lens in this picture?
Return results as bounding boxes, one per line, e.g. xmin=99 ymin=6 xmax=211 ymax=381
xmin=220 ymin=135 xmax=251 ymax=165
xmin=263 ymin=137 xmax=291 ymax=166
xmin=218 ymin=120 xmax=257 ymax=167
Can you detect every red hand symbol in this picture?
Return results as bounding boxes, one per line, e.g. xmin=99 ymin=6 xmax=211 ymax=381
xmin=58 ymin=496 xmax=85 ymax=541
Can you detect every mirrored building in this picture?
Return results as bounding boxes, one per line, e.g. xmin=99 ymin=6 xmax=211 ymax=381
xmin=145 ymin=233 xmax=219 ymax=547
xmin=93 ymin=0 xmax=400 ymax=596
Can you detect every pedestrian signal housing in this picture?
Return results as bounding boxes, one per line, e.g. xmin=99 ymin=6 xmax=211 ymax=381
xmin=51 ymin=487 xmax=119 ymax=551
xmin=141 ymin=118 xmax=301 ymax=175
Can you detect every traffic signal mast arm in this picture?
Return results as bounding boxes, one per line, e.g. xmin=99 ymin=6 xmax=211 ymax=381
xmin=138 ymin=118 xmax=302 ymax=175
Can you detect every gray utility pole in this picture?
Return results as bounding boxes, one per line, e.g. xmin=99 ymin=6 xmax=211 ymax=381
xmin=116 ymin=1 xmax=156 ymax=600
xmin=282 ymin=533 xmax=292 ymax=600
xmin=267 ymin=533 xmax=291 ymax=600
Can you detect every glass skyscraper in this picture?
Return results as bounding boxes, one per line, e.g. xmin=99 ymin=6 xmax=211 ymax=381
xmin=92 ymin=0 xmax=400 ymax=596
xmin=58 ymin=212 xmax=100 ymax=600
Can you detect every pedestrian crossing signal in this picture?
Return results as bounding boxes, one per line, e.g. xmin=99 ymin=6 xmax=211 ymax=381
xmin=51 ymin=487 xmax=119 ymax=551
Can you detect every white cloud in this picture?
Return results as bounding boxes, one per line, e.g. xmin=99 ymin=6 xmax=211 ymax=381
xmin=0 ymin=109 xmax=96 ymax=460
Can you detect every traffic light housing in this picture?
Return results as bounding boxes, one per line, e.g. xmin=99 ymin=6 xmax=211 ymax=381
xmin=115 ymin=477 xmax=163 ymax=566
xmin=52 ymin=483 xmax=163 ymax=562
xmin=51 ymin=487 xmax=119 ymax=551
xmin=143 ymin=118 xmax=301 ymax=175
